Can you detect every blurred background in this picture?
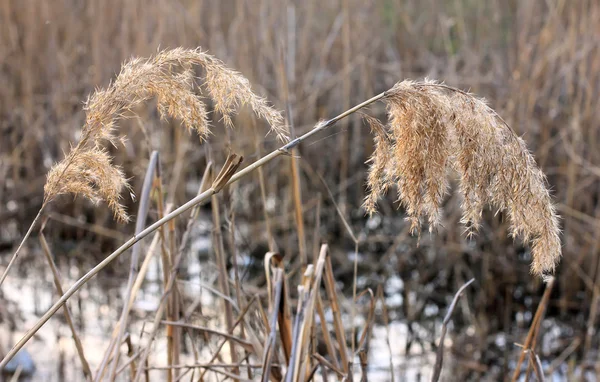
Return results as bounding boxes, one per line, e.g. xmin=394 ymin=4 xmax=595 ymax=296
xmin=1 ymin=0 xmax=599 ymax=380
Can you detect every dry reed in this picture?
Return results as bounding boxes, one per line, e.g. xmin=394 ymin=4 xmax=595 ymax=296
xmin=1 ymin=2 xmax=597 ymax=379
xmin=1 ymin=46 xmax=568 ymax=381
xmin=45 ymin=48 xmax=287 ymax=223
xmin=364 ymin=80 xmax=562 ymax=276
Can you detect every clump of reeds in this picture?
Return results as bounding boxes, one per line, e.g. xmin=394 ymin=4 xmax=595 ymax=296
xmin=44 ymin=48 xmax=287 ymax=222
xmin=364 ymin=80 xmax=561 ymax=276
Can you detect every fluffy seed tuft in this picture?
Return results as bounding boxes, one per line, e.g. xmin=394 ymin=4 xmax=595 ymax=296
xmin=364 ymin=80 xmax=561 ymax=275
xmin=44 ymin=48 xmax=287 ymax=221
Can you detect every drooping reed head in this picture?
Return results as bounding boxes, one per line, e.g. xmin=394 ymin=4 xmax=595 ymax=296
xmin=44 ymin=48 xmax=287 ymax=222
xmin=364 ymin=80 xmax=561 ymax=276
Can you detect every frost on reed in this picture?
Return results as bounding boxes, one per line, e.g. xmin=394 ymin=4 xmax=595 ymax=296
xmin=364 ymin=80 xmax=561 ymax=276
xmin=44 ymin=48 xmax=286 ymax=222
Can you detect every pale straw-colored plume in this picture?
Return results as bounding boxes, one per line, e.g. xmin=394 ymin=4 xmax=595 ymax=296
xmin=44 ymin=147 xmax=131 ymax=222
xmin=364 ymin=79 xmax=561 ymax=276
xmin=44 ymin=48 xmax=287 ymax=222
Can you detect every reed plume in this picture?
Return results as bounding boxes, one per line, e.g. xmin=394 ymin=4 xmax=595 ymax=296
xmin=43 ymin=48 xmax=287 ymax=222
xmin=364 ymin=80 xmax=561 ymax=276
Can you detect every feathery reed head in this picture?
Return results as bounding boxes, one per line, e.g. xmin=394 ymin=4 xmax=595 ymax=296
xmin=45 ymin=147 xmax=131 ymax=222
xmin=364 ymin=80 xmax=561 ymax=276
xmin=44 ymin=48 xmax=287 ymax=222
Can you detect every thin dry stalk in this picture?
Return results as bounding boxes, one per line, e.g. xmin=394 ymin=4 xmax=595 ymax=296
xmin=546 ymin=337 xmax=580 ymax=375
xmin=316 ymin=293 xmax=340 ymax=370
xmin=290 ymin=155 xmax=307 ymax=267
xmin=358 ymin=349 xmax=368 ymax=382
xmin=167 ymin=213 xmax=181 ymax=381
xmin=511 ymin=276 xmax=555 ymax=382
xmin=528 ymin=349 xmax=545 ymax=382
xmin=312 ymin=196 xmax=322 ymax=262
xmin=47 ymin=212 xmax=126 ymax=241
xmin=94 ymin=334 xmax=118 ymax=381
xmin=286 ymin=267 xmax=311 ymax=382
xmin=324 ymin=255 xmax=350 ymax=375
xmin=261 ymin=267 xmax=284 ymax=382
xmin=431 ymin=278 xmax=475 ymax=382
xmin=211 ymin=187 xmax=239 ymax=379
xmin=8 ymin=365 xmax=22 ymax=382
xmin=312 ymin=354 xmax=345 ymax=379
xmin=39 ymin=231 xmax=92 ymax=380
xmin=160 ymin=321 xmax=254 ymax=352
xmin=278 ymin=268 xmax=294 ymax=364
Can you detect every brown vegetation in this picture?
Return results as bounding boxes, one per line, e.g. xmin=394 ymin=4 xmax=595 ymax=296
xmin=0 ymin=1 xmax=599 ymax=381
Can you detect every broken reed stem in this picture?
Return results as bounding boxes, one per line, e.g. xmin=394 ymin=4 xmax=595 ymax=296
xmin=0 ymin=93 xmax=384 ymax=369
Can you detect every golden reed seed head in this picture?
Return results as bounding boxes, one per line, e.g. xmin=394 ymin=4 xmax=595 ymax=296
xmin=45 ymin=148 xmax=131 ymax=222
xmin=364 ymin=80 xmax=561 ymax=276
xmin=44 ymin=48 xmax=287 ymax=222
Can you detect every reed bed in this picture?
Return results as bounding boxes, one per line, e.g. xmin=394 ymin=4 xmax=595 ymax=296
xmin=1 ymin=1 xmax=599 ymax=381
xmin=0 ymin=46 xmax=563 ymax=381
